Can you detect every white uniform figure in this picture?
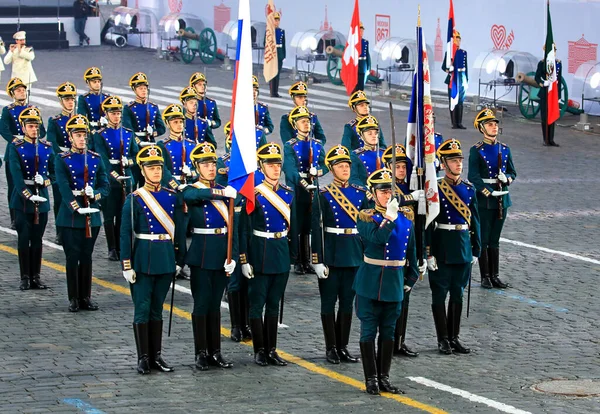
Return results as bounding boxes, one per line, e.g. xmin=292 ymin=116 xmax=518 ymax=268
xmin=0 ymin=36 xmax=6 ymax=83
xmin=3 ymin=31 xmax=37 ymax=87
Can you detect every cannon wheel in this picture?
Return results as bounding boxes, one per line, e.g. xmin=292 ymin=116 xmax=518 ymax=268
xmin=559 ymin=75 xmax=568 ymax=118
xmin=180 ymin=27 xmax=197 ymax=64
xmin=519 ymin=71 xmax=570 ymax=120
xmin=327 ymin=45 xmax=345 ymax=86
xmin=199 ymin=28 xmax=217 ymax=64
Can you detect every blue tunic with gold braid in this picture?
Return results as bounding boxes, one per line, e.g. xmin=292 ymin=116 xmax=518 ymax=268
xmin=77 ymin=92 xmax=110 ymax=127
xmin=349 ymin=146 xmax=385 ymax=187
xmin=122 ymin=100 xmax=166 ymax=143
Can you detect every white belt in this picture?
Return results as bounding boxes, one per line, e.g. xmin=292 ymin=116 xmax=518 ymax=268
xmin=24 ymin=179 xmax=35 ymax=185
xmin=135 ymin=233 xmax=172 ymax=241
xmin=59 ymin=146 xmax=69 ymax=152
xmin=72 ymin=190 xmax=84 ymax=196
xmin=299 ymin=172 xmax=308 ymax=178
xmin=458 ymin=68 xmax=466 ymax=72
xmin=234 ymin=206 xmax=242 ymax=213
xmin=13 ymin=135 xmax=24 ymax=139
xmin=358 ymin=57 xmax=367 ymax=60
xmin=109 ymin=159 xmax=121 ymax=165
xmin=325 ymin=227 xmax=358 ymax=235
xmin=253 ymin=229 xmax=288 ymax=239
xmin=135 ymin=132 xmax=147 ymax=137
xmin=276 ymin=44 xmax=283 ymax=48
xmin=482 ymin=178 xmax=498 ymax=184
xmin=363 ymin=255 xmax=405 ymax=267
xmin=172 ymin=175 xmax=184 ymax=180
xmin=90 ymin=121 xmax=99 ymax=127
xmin=192 ymin=227 xmax=227 ymax=235
xmin=437 ymin=223 xmax=469 ymax=231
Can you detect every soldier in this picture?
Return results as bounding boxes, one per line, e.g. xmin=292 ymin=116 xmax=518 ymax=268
xmin=311 ymin=145 xmax=369 ymax=364
xmin=253 ymin=75 xmax=274 ymax=135
xmin=92 ymin=96 xmax=139 ymax=262
xmin=269 ymin=12 xmax=285 ymax=97
xmin=354 ymin=22 xmax=371 ymax=93
xmin=442 ymin=30 xmax=468 ymax=129
xmin=283 ymin=106 xmax=328 ymax=274
xmin=349 ymin=115 xmax=385 ymax=187
xmin=355 ymin=168 xmax=421 ymax=395
xmin=0 ymin=77 xmax=47 ymax=230
xmin=279 ymin=82 xmax=327 ymax=144
xmin=9 ymin=107 xmax=53 ymax=291
xmin=120 ymin=145 xmax=180 ymax=375
xmin=179 ymin=86 xmax=216 ymax=147
xmin=189 ymin=72 xmax=221 ymax=132
xmin=54 ymin=115 xmax=110 ymax=312
xmin=341 ymin=90 xmax=386 ymax=151
xmin=77 ymin=67 xmax=109 ymax=135
xmin=469 ymin=109 xmax=515 ymax=289
xmin=123 ymin=72 xmax=166 ymax=144
xmin=223 ymin=121 xmax=267 ymax=152
xmin=427 ymin=138 xmax=481 ymax=355
xmin=183 ymin=142 xmax=237 ymax=370
xmin=239 ymin=142 xmax=298 ymax=367
xmin=534 ymin=43 xmax=562 ymax=147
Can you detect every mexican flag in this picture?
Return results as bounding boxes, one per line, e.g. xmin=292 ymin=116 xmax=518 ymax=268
xmin=544 ymin=1 xmax=559 ymax=125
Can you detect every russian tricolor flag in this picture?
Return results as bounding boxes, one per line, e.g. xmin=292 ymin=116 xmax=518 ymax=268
xmin=228 ymin=0 xmax=257 ymax=213
xmin=446 ymin=0 xmax=459 ymax=111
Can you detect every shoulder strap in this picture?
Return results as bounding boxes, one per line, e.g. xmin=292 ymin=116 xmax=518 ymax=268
xmin=192 ymin=181 xmax=229 ymax=223
xmin=255 ymin=183 xmax=291 ymax=225
xmin=135 ymin=188 xmax=175 ymax=239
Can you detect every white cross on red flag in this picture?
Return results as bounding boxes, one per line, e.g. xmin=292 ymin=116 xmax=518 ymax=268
xmin=340 ymin=0 xmax=361 ymax=95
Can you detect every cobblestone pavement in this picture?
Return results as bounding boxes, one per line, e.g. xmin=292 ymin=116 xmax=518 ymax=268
xmin=0 ymin=46 xmax=599 ymax=413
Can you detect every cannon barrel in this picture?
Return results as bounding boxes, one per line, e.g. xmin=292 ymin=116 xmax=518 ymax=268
xmin=177 ymin=29 xmax=200 ymax=40
xmin=516 ymin=72 xmax=540 ymax=88
xmin=326 ymin=45 xmax=344 ymax=58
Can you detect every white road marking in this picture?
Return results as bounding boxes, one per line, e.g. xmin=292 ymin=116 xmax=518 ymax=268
xmin=407 ymin=377 xmax=533 ymax=414
xmin=500 ymin=237 xmax=600 ymax=265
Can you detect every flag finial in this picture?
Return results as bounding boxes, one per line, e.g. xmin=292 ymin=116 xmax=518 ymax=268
xmin=417 ymin=5 xmax=421 ymax=27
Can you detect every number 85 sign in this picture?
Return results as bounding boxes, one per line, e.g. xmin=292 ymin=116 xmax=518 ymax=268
xmin=375 ymin=14 xmax=391 ymax=43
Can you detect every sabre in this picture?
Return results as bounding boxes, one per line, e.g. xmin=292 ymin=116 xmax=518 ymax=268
xmin=83 ymin=133 xmax=92 ymax=238
xmin=145 ymin=86 xmax=152 ymax=143
xmin=497 ymin=144 xmax=504 ymax=220
xmin=389 ymin=102 xmax=397 ymax=198
xmin=168 ymin=269 xmax=176 ymax=336
xmin=466 ymin=263 xmax=472 ymax=318
xmin=33 ymin=121 xmax=40 ymax=225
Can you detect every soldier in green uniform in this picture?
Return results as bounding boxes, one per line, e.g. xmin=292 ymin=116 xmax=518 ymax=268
xmin=47 ymin=82 xmax=77 ymax=245
xmin=311 ymin=145 xmax=369 ymax=364
xmin=283 ymin=106 xmax=328 ymax=274
xmin=239 ymin=143 xmax=298 ymax=367
xmin=349 ymin=115 xmax=385 ymax=187
xmin=534 ymin=44 xmax=562 ymax=146
xmin=92 ymin=96 xmax=139 ymax=262
xmin=269 ymin=12 xmax=285 ymax=97
xmin=54 ymin=115 xmax=110 ymax=312
xmin=9 ymin=107 xmax=53 ymax=290
xmin=468 ymin=109 xmax=515 ymax=289
xmin=122 ymin=72 xmax=166 ymax=144
xmin=179 ymin=86 xmax=216 ymax=146
xmin=341 ymin=90 xmax=386 ymax=151
xmin=355 ymin=168 xmax=421 ymax=395
xmin=279 ymin=82 xmax=327 ymax=145
xmin=427 ymin=138 xmax=481 ymax=355
xmin=120 ymin=145 xmax=180 ymax=375
xmin=183 ymin=142 xmax=238 ymax=370
xmin=77 ymin=67 xmax=109 ymax=137
xmin=190 ymin=72 xmax=221 ymax=131
xmin=253 ymin=75 xmax=274 ymax=135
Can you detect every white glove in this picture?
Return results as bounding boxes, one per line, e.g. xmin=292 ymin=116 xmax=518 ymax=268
xmin=313 ymin=263 xmax=329 ymax=279
xmin=146 ymin=125 xmax=154 ymax=135
xmin=121 ymin=156 xmax=129 ymax=167
xmin=210 ymin=120 xmax=216 ymax=127
xmin=176 ymin=265 xmax=182 ymax=276
xmin=309 ymin=166 xmax=318 ymax=177
xmin=543 ymin=80 xmax=551 ymax=87
xmin=491 ymin=190 xmax=509 ymax=197
xmin=78 ymin=207 xmax=100 ymax=214
xmin=385 ymin=198 xmax=400 ymax=221
xmin=404 ymin=285 xmax=412 ymax=293
xmin=223 ymin=185 xmax=237 ymax=199
xmin=241 ymin=263 xmax=254 ymax=279
xmin=264 ymin=128 xmax=270 ymax=134
xmin=418 ymin=261 xmax=427 ymax=274
xmin=427 ymin=256 xmax=438 ymax=271
xmin=178 ymin=184 xmax=188 ymax=191
xmin=182 ymin=164 xmax=192 ymax=176
xmin=117 ymin=175 xmax=130 ymax=181
xmin=305 ymin=184 xmax=317 ymax=191
xmin=85 ymin=184 xmax=94 ymax=197
xmin=29 ymin=194 xmax=47 ymax=203
xmin=471 ymin=257 xmax=478 ymax=266
xmin=123 ymin=269 xmax=136 ymax=283
xmin=100 ymin=116 xmax=108 ymax=127
xmin=449 ymin=65 xmax=454 ymax=72
xmin=34 ymin=173 xmax=44 ymax=185
xmin=224 ymin=259 xmax=236 ymax=274
xmin=410 ymin=189 xmax=424 ymax=200
xmin=497 ymin=171 xmax=508 ymax=184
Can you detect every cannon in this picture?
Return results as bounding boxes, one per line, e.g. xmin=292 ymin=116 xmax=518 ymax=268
xmin=325 ymin=45 xmax=345 ymax=85
xmin=517 ymin=71 xmax=568 ymax=119
xmin=178 ymin=27 xmax=218 ymax=64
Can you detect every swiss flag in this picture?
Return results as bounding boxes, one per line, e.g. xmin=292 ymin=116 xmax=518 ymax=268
xmin=340 ymin=0 xmax=360 ymax=95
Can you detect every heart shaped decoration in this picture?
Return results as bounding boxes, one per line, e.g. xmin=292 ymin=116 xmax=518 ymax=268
xmin=491 ymin=24 xmax=507 ymax=50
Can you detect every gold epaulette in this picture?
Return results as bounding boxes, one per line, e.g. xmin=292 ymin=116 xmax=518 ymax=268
xmin=217 ymin=167 xmax=229 ymax=175
xmin=12 ymin=138 xmax=24 ymax=146
xmin=39 ymin=139 xmax=52 ymax=147
xmin=60 ymin=150 xmax=71 ymax=157
xmin=163 ymin=188 xmax=177 ymax=194
xmin=257 ymin=101 xmax=268 ymax=108
xmin=474 ymin=141 xmax=484 ymax=149
xmin=280 ymin=183 xmax=293 ymax=192
xmin=286 ymin=138 xmax=297 ymax=146
xmin=88 ymin=150 xmax=100 ymax=157
xmin=358 ymin=209 xmax=375 ymax=222
xmin=351 ymin=183 xmax=367 ymax=192
xmin=399 ymin=206 xmax=414 ymax=222
xmin=354 ymin=147 xmax=367 ymax=155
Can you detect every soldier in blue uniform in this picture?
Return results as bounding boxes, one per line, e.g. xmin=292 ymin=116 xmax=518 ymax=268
xmin=47 ymin=82 xmax=77 ymax=245
xmin=92 ymin=96 xmax=139 ymax=262
xmin=9 ymin=107 xmax=53 ymax=290
xmin=349 ymin=115 xmax=385 ymax=187
xmin=0 ymin=77 xmax=47 ymax=230
xmin=179 ymin=86 xmax=216 ymax=147
xmin=342 ymin=90 xmax=386 ymax=150
xmin=120 ymin=145 xmax=180 ymax=375
xmin=223 ymin=121 xmax=267 ymax=152
xmin=239 ymin=142 xmax=298 ymax=367
xmin=269 ymin=12 xmax=286 ymax=97
xmin=441 ymin=30 xmax=468 ymax=129
xmin=354 ymin=22 xmax=371 ymax=93
xmin=427 ymin=138 xmax=481 ymax=355
xmin=122 ymin=72 xmax=166 ymax=144
xmin=469 ymin=109 xmax=515 ymax=289
xmin=183 ymin=142 xmax=238 ymax=370
xmin=355 ymin=168 xmax=421 ymax=395
xmin=283 ymin=105 xmax=328 ymax=274
xmin=311 ymin=145 xmax=369 ymax=364
xmin=534 ymin=43 xmax=562 ymax=147
xmin=54 ymin=115 xmax=110 ymax=312
xmin=77 ymin=67 xmax=109 ymax=136
xmin=189 ymin=72 xmax=221 ymax=131
xmin=279 ymin=82 xmax=327 ymax=144
xmin=253 ymin=75 xmax=274 ymax=135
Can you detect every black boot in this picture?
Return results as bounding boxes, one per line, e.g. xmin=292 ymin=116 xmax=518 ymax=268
xmin=479 ymin=248 xmax=493 ymax=289
xmin=133 ymin=323 xmax=151 ymax=374
xmin=29 ymin=247 xmax=47 ymax=289
xmin=228 ymin=291 xmax=242 ymax=342
xmin=149 ymin=320 xmax=174 ymax=372
xmin=78 ymin=263 xmax=98 ymax=310
xmin=177 ymin=266 xmax=190 ymax=280
xmin=250 ymin=317 xmax=268 ymax=366
xmin=54 ymin=228 xmax=63 ymax=246
xmin=378 ymin=339 xmax=404 ymax=394
xmin=265 ymin=316 xmax=287 ymax=366
xmin=192 ymin=314 xmax=209 ymax=370
xmin=359 ymin=342 xmax=380 ymax=395
xmin=294 ymin=235 xmax=306 ymax=274
xmin=104 ymin=223 xmax=119 ymax=261
xmin=432 ymin=304 xmax=452 ymax=355
xmin=240 ymin=289 xmax=252 ymax=340
xmin=337 ymin=312 xmax=359 ymax=363
xmin=207 ymin=312 xmax=233 ymax=368
xmin=10 ymin=210 xmax=16 ymax=230
xmin=489 ymin=248 xmax=510 ymax=288
xmin=448 ymin=303 xmax=470 ymax=354
xmin=18 ymin=247 xmax=30 ymax=291
xmin=321 ymin=314 xmax=340 ymax=364
xmin=302 ymin=235 xmax=315 ymax=274
xmin=456 ymin=104 xmax=467 ymax=129
xmin=394 ymin=299 xmax=419 ymax=357
xmin=66 ymin=264 xmax=79 ymax=312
